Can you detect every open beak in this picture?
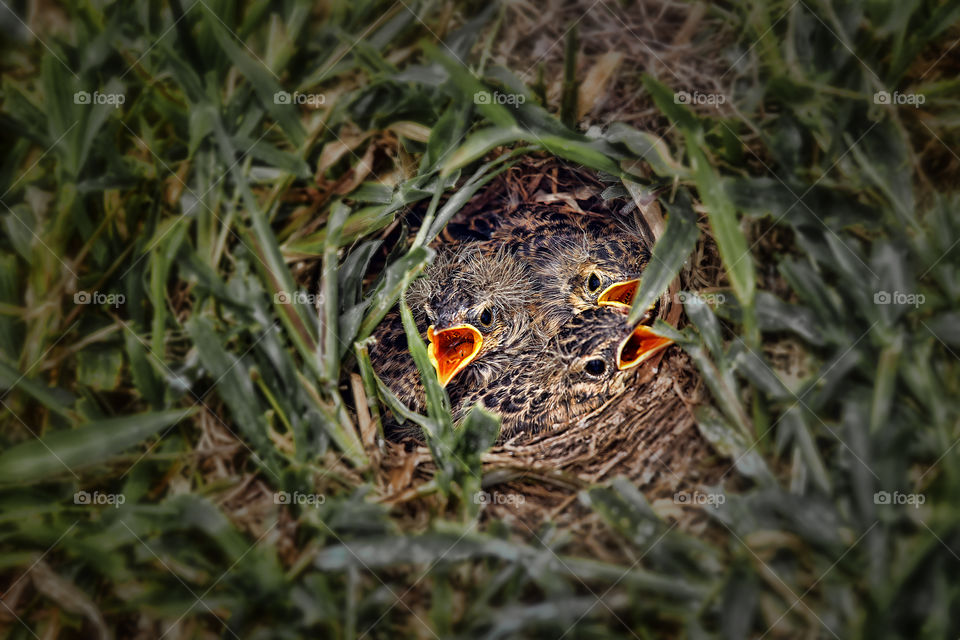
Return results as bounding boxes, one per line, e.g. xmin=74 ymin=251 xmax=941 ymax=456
xmin=617 ymin=324 xmax=673 ymax=370
xmin=426 ymin=324 xmax=483 ymax=386
xmin=597 ymin=279 xmax=640 ymax=310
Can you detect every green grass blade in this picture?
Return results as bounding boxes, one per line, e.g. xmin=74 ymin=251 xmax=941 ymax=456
xmin=0 ymin=409 xmax=195 ymax=484
xmin=0 ymin=359 xmax=76 ymax=422
xmin=399 ymin=298 xmax=451 ymax=437
xmin=321 ymin=203 xmax=349 ymax=381
xmin=643 ymin=75 xmax=756 ymax=321
xmin=627 ymin=189 xmax=700 ymax=324
xmin=201 ymin=5 xmax=306 ymax=146
xmin=441 ymin=126 xmax=524 ymax=178
xmin=184 ymin=316 xmax=283 ymax=470
xmin=357 ymin=247 xmax=433 ymax=342
xmin=425 ymin=42 xmax=517 ymax=130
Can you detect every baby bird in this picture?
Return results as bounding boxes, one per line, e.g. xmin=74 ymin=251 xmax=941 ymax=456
xmin=481 ymin=205 xmax=656 ymax=335
xmin=370 ymin=244 xmax=535 ymax=416
xmin=453 ymin=307 xmax=673 ymax=438
xmin=405 ymin=244 xmax=536 ymax=389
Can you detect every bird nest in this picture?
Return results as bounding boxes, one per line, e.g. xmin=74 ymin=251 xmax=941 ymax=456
xmin=369 ymin=155 xmax=732 ymax=532
xmin=279 ymin=0 xmax=745 ymax=533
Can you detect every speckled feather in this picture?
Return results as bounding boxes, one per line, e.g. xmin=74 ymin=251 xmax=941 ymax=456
xmin=371 ymin=244 xmax=537 ymax=416
xmin=375 ymin=205 xmax=655 ymax=441
xmin=479 ymin=205 xmax=655 ymax=335
xmin=368 ymin=309 xmax=428 ymax=411
xmin=405 ymin=244 xmax=539 ymax=386
xmin=453 ymin=307 xmax=643 ymax=438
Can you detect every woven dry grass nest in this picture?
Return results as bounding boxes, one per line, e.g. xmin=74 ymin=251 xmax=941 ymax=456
xmin=281 ymin=0 xmax=745 ymax=537
xmin=367 ymin=156 xmax=733 ymax=533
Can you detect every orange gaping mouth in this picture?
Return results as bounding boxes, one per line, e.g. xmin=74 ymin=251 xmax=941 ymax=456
xmin=597 ymin=279 xmax=640 ymax=309
xmin=427 ymin=324 xmax=483 ymax=386
xmin=617 ymin=324 xmax=673 ymax=370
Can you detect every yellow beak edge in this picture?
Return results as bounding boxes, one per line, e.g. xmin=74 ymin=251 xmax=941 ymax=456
xmin=426 ymin=324 xmax=484 ymax=386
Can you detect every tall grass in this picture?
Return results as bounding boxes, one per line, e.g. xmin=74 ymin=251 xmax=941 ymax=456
xmin=0 ymin=1 xmax=958 ymax=637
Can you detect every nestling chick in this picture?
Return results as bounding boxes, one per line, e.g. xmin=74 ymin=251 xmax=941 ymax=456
xmin=371 ymin=244 xmax=536 ymax=416
xmin=453 ymin=307 xmax=673 ymax=438
xmin=405 ymin=244 xmax=536 ymax=388
xmin=484 ymin=205 xmax=656 ymax=335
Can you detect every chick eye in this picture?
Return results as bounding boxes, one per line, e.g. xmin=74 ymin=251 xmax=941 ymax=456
xmin=478 ymin=307 xmax=494 ymax=328
xmin=584 ymin=358 xmax=607 ymax=377
xmin=587 ymin=273 xmax=602 ymax=293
